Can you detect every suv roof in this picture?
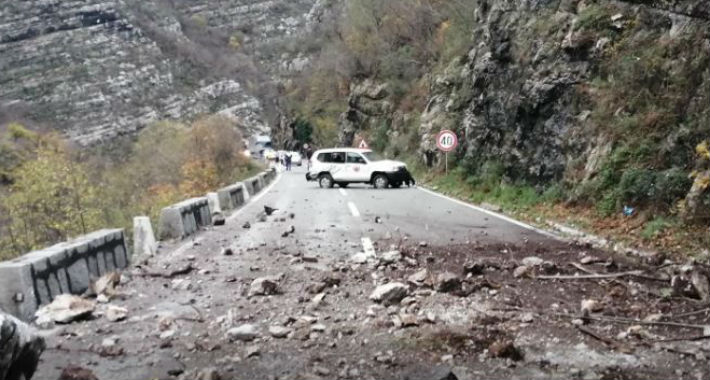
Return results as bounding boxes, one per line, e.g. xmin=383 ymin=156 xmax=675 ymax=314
xmin=314 ymin=148 xmax=372 ymax=154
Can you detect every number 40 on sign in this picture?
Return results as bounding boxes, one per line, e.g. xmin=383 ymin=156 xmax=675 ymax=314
xmin=436 ymin=130 xmax=458 ymax=173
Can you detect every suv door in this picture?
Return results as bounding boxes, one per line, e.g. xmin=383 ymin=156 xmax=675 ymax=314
xmin=346 ymin=152 xmax=369 ymax=182
xmin=327 ymin=151 xmax=348 ymax=181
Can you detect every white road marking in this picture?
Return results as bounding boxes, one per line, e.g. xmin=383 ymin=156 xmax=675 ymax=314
xmin=348 ymin=201 xmax=360 ymax=217
xmin=339 ymin=188 xmax=348 ymax=196
xmin=361 ymin=237 xmax=375 ymax=256
xmin=417 ymin=187 xmax=559 ymax=239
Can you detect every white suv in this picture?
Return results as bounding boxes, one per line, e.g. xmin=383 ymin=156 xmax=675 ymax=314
xmin=305 ymin=148 xmax=415 ymax=189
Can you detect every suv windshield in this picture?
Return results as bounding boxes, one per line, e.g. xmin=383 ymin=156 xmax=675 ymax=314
xmin=362 ymin=151 xmax=382 ymax=162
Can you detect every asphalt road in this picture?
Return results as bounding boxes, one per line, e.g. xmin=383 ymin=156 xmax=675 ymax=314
xmin=34 ymin=165 xmax=705 ymax=380
xmin=249 ymin=165 xmax=549 ymax=255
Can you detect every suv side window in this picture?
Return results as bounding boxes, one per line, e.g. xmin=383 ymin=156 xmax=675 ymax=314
xmin=331 ymin=152 xmax=345 ymax=163
xmin=317 ymin=152 xmax=345 ymax=163
xmin=346 ymin=152 xmax=366 ymax=164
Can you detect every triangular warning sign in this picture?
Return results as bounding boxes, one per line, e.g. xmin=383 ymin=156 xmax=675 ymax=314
xmin=358 ymin=139 xmax=369 ymax=149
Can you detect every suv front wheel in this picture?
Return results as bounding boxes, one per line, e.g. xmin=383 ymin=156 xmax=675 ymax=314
xmin=318 ymin=173 xmax=335 ymax=188
xmin=373 ymin=173 xmax=389 ymax=189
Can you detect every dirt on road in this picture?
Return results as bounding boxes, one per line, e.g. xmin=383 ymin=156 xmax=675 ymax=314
xmin=35 ymin=211 xmax=709 ymax=380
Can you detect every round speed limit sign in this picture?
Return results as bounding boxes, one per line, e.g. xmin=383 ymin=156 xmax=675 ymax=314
xmin=436 ymin=130 xmax=458 ymax=152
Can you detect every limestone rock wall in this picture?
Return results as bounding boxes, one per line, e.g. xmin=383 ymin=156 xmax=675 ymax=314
xmin=0 ymin=0 xmax=322 ymax=145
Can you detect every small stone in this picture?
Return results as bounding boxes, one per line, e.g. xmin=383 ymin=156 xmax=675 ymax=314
xmin=221 ymin=247 xmax=234 ymax=256
xmin=643 ymin=313 xmax=662 ymax=323
xmin=314 ymin=366 xmax=331 ymax=376
xmin=436 ymin=272 xmax=461 ymax=293
xmin=380 ymin=250 xmax=402 ymax=264
xmin=311 ymin=324 xmax=326 ymax=332
xmin=160 ymin=330 xmax=175 ymax=340
xmin=580 ymin=299 xmax=602 ymax=316
xmin=227 ymin=324 xmax=259 ymax=342
xmin=487 ymin=340 xmax=523 ymax=361
xmin=58 ymin=366 xmax=98 ymax=380
xmin=246 ymin=345 xmax=260 ymax=358
xmin=105 ymin=305 xmax=128 ymax=322
xmin=268 ymin=326 xmax=292 ymax=338
xmin=302 ymin=255 xmax=318 ymax=263
xmin=212 ymin=213 xmax=226 ymax=226
xmin=248 ymin=276 xmax=280 ymax=297
xmin=520 ymin=313 xmax=534 ymax=323
xmin=408 ymin=269 xmax=429 ymax=284
xmin=513 ymin=266 xmax=530 ymax=278
xmin=521 ymin=256 xmax=544 ymax=266
xmin=96 ymin=294 xmax=110 ymax=304
xmin=418 ymin=241 xmax=428 ymax=247
xmin=369 ymin=283 xmax=409 ymax=305
xmin=196 ymin=367 xmax=221 ymax=380
xmin=242 ymin=222 xmax=251 ymax=229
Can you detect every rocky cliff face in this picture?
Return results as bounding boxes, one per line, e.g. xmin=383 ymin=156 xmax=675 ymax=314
xmin=334 ymin=0 xmax=709 ymax=217
xmin=0 ymin=0 xmax=322 ymax=145
xmin=417 ymin=0 xmax=709 ymax=184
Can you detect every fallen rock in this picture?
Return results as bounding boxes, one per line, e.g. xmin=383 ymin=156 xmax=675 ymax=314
xmin=221 ymin=247 xmax=234 ymax=256
xmin=242 ymin=222 xmax=251 ymax=229
xmin=369 ymin=283 xmax=409 ymax=305
xmin=436 ymin=272 xmax=461 ymax=293
xmin=246 ymin=345 xmax=261 ymax=358
xmin=35 ymin=294 xmax=95 ymax=324
xmin=227 ymin=324 xmax=259 ymax=342
xmin=268 ymin=326 xmax=292 ymax=339
xmin=580 ymin=299 xmax=603 ymax=316
xmin=380 ymin=250 xmax=402 ymax=264
xmin=91 ymin=272 xmax=121 ymax=298
xmin=196 ymin=367 xmax=221 ymax=380
xmin=212 ymin=213 xmax=226 ymax=226
xmin=463 ymin=262 xmax=485 ymax=276
xmin=351 ymin=252 xmax=373 ymax=264
xmin=58 ymin=366 xmax=98 ymax=380
xmin=105 ymin=305 xmax=128 ymax=322
xmin=248 ymin=275 xmax=281 ymax=297
xmin=690 ymin=269 xmax=710 ymax=302
xmin=521 ymin=256 xmax=544 ymax=266
xmin=408 ymin=269 xmax=429 ymax=284
xmin=513 ymin=266 xmax=530 ymax=278
xmin=487 ymin=340 xmax=523 ymax=361
xmin=0 ymin=312 xmax=46 ymax=380
xmin=302 ymin=255 xmax=318 ymax=263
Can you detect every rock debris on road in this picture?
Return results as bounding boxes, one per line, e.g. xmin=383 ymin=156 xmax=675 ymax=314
xmin=32 ymin=168 xmax=710 ymax=380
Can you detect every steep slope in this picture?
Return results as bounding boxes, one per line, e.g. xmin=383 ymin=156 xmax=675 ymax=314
xmin=0 ymin=0 xmax=322 ymax=145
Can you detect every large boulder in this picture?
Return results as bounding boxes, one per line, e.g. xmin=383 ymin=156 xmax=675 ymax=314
xmin=0 ymin=312 xmax=46 ymax=380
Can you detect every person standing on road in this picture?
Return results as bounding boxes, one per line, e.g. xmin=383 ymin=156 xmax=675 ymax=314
xmin=285 ymin=153 xmax=292 ymax=171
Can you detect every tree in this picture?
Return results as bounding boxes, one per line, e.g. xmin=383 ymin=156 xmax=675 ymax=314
xmin=1 ymin=145 xmax=103 ymax=254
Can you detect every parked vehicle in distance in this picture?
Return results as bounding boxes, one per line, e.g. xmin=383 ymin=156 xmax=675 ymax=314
xmin=290 ymin=151 xmax=303 ymax=166
xmin=305 ymin=148 xmax=415 ymax=189
xmin=249 ymin=135 xmax=272 ymax=158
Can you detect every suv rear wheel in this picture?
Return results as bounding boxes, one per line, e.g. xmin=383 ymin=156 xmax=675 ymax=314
xmin=373 ymin=173 xmax=389 ymax=189
xmin=318 ymin=173 xmax=334 ymax=188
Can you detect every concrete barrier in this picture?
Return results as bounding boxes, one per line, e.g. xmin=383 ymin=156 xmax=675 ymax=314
xmin=217 ymin=183 xmax=247 ymax=211
xmin=242 ymin=176 xmax=257 ymax=195
xmin=0 ymin=229 xmax=129 ymax=321
xmin=133 ymin=216 xmax=157 ymax=257
xmin=158 ymin=197 xmax=211 ymax=240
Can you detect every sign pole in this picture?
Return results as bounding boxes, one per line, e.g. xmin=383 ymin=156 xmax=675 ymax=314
xmin=445 ymin=152 xmax=448 ymax=175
